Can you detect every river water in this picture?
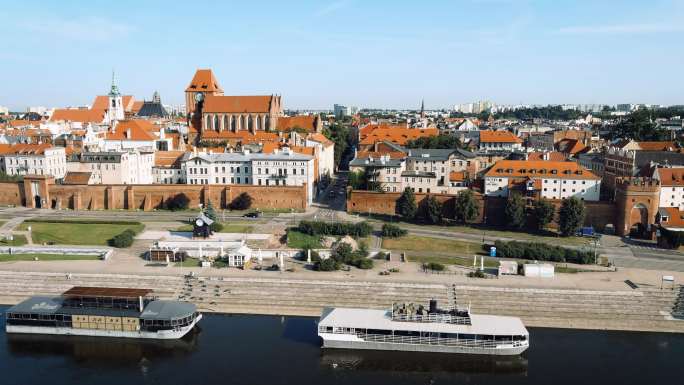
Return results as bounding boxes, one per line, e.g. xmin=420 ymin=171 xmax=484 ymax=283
xmin=1 ymin=307 xmax=682 ymax=385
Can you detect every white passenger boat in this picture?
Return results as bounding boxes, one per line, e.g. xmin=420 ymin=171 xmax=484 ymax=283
xmin=318 ymin=300 xmax=529 ymax=355
xmin=5 ymin=286 xmax=201 ymax=340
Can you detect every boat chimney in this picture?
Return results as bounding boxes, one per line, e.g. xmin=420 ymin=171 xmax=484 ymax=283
xmin=139 ymin=296 xmax=144 ymax=312
xmin=429 ymin=299 xmax=438 ymax=313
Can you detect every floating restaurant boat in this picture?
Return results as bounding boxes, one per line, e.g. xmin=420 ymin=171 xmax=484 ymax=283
xmin=5 ymin=287 xmax=201 ymax=340
xmin=318 ymin=300 xmax=529 ymax=356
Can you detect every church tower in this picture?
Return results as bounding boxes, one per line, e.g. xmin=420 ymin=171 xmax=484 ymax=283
xmin=107 ymin=71 xmax=124 ymax=124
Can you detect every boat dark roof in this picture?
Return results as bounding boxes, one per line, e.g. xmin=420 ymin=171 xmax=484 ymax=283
xmin=6 ymin=296 xmax=61 ymax=315
xmin=62 ymin=287 xmax=153 ymax=298
xmin=140 ymin=300 xmax=197 ymax=320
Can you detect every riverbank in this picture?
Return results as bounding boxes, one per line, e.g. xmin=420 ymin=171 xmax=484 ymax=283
xmin=0 ymin=270 xmax=682 ymax=333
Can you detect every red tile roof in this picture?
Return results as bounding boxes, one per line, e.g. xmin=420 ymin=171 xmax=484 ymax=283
xmin=154 ymin=151 xmax=186 ymax=168
xmin=359 ymin=126 xmax=438 ymax=146
xmin=637 ymin=141 xmax=678 ymax=151
xmin=485 ymin=160 xmax=599 ymax=180
xmin=527 ymin=151 xmax=567 ymax=161
xmin=276 ymin=115 xmax=318 ymax=132
xmin=185 ymin=69 xmax=223 ymax=93
xmin=479 ymin=130 xmax=522 ymax=143
xmin=659 ymin=207 xmax=684 ymax=228
xmin=63 ymin=171 xmax=92 ymax=185
xmin=656 ymin=168 xmax=684 ymax=186
xmin=203 ymin=95 xmax=273 ymax=113
xmin=50 ymin=109 xmax=106 ymax=123
xmin=105 ymin=120 xmax=156 ymax=141
xmin=0 ymin=143 xmax=56 ymax=155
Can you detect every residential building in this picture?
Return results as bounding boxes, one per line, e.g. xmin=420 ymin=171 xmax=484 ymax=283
xmin=67 ymin=150 xmax=154 ymax=184
xmin=153 ymin=151 xmax=186 ymax=184
xmin=0 ymin=144 xmax=67 ymax=179
xmin=653 ymin=167 xmax=684 ymax=210
xmin=478 ymin=130 xmax=523 ymax=152
xmin=484 ymin=160 xmax=601 ymax=201
xmin=334 ymin=104 xmax=351 ymax=118
xmin=182 ymin=148 xmax=315 ymax=205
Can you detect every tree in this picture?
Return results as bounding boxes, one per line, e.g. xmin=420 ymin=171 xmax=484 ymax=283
xmin=559 ymin=197 xmax=586 ymax=236
xmin=396 ymin=188 xmax=417 ymax=220
xmin=532 ymin=198 xmax=555 ymax=231
xmin=204 ymin=200 xmax=217 ymax=221
xmin=612 ymin=108 xmax=669 ymax=141
xmin=382 ymin=223 xmax=407 ymax=237
xmin=504 ymin=193 xmax=526 ymax=230
xmin=453 ymin=189 xmax=479 ymax=223
xmin=423 ymin=195 xmax=443 ymax=224
xmin=229 ymin=192 xmax=253 ymax=210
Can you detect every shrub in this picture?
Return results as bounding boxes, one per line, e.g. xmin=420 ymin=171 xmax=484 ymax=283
xmin=297 ymin=220 xmax=372 ymax=238
xmin=25 ymin=219 xmax=141 ymax=226
xmin=110 ymin=229 xmax=136 ymax=248
xmin=204 ymin=200 xmax=218 ymax=221
xmin=331 ymin=242 xmax=354 ymax=264
xmin=559 ymin=197 xmax=586 ymax=236
xmin=493 ymin=240 xmax=594 ymax=264
xmin=167 ymin=193 xmax=190 ymax=211
xmin=422 ymin=195 xmax=443 ymax=224
xmin=373 ymin=251 xmax=389 ymax=260
xmin=423 ymin=262 xmax=445 ymax=271
xmin=382 ymin=223 xmax=407 ymax=238
xmin=356 ymin=258 xmax=374 ymax=269
xmin=316 ymin=258 xmax=338 ymax=271
xmin=300 ymin=248 xmax=321 ymax=262
xmin=229 ymin=192 xmax=253 ymax=210
xmin=396 ymin=188 xmax=417 ymax=219
xmin=210 ymin=222 xmax=224 ymax=232
xmin=468 ymin=270 xmax=486 ymax=278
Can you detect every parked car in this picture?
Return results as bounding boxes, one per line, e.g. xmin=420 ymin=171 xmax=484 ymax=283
xmin=243 ymin=211 xmax=261 ymax=218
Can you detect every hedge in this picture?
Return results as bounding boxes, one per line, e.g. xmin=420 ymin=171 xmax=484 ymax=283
xmin=491 ymin=240 xmax=593 ymax=264
xmin=381 ymin=223 xmax=407 ymax=238
xmin=297 ymin=220 xmax=372 ymax=238
xmin=24 ymin=219 xmax=142 ymax=226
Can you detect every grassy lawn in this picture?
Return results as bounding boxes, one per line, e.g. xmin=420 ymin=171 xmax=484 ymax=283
xmin=0 ymin=253 xmax=101 ymax=262
xmin=368 ymin=216 xmax=591 ymax=246
xmin=0 ymin=234 xmax=28 ymax=246
xmin=174 ymin=258 xmax=200 ymax=267
xmin=382 ymin=235 xmax=482 ymax=255
xmin=175 ymin=222 xmax=253 ymax=233
xmin=407 ymin=254 xmax=499 ymax=268
xmin=287 ymin=230 xmax=323 ymax=249
xmin=19 ymin=221 xmax=144 ymax=246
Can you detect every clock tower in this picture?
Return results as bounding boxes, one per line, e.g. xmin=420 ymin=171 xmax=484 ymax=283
xmin=185 ymin=69 xmax=224 ymax=134
xmin=107 ymin=71 xmax=124 ymax=125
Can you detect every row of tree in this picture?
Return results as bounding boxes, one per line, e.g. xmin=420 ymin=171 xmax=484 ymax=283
xmin=500 ymin=193 xmax=586 ymax=236
xmin=395 ymin=187 xmax=586 ymax=237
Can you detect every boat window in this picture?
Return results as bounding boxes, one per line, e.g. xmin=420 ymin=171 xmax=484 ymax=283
xmin=495 ymin=335 xmax=512 ymax=341
xmin=367 ymin=329 xmax=391 ymax=335
xmin=459 ymin=334 xmax=476 ymax=340
xmin=394 ymin=330 xmax=420 ymax=337
xmin=325 ymin=327 xmax=333 ymax=333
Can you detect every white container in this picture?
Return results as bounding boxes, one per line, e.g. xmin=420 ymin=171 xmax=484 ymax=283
xmin=523 ymin=263 xmax=554 ymax=278
xmin=498 ymin=261 xmax=518 ymax=276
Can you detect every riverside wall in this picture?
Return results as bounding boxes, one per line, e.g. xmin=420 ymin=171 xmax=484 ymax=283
xmin=347 ymin=190 xmax=617 ymax=231
xmin=0 ymin=177 xmax=308 ymax=211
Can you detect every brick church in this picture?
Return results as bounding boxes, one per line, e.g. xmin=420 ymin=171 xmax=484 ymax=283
xmin=185 ymin=69 xmax=285 ymax=144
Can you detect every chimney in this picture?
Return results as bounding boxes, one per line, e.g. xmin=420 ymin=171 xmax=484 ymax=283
xmin=543 ymin=152 xmax=549 ymax=161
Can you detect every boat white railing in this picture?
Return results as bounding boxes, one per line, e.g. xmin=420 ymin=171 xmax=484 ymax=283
xmin=360 ymin=333 xmax=527 ymax=349
xmin=390 ymin=313 xmax=472 ymax=325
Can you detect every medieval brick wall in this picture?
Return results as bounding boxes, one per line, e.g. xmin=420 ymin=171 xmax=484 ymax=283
xmin=348 ymin=189 xmax=615 ymax=230
xmin=0 ymin=178 xmax=308 ymax=211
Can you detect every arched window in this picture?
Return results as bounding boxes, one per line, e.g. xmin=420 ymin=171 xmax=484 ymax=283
xmin=248 ymin=115 xmax=254 ymax=131
xmin=255 ymin=115 xmax=261 ymax=131
xmin=222 ymin=115 xmax=227 ymax=131
xmin=264 ymin=116 xmax=270 ymax=131
xmin=213 ymin=115 xmax=219 ymax=131
xmin=240 ymin=115 xmax=245 ymax=131
xmin=230 ymin=115 xmax=236 ymax=131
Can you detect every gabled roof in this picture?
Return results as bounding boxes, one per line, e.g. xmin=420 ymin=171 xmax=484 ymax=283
xmin=479 ymin=130 xmax=522 ymax=144
xmin=360 ymin=127 xmax=438 ymax=146
xmin=658 ymin=207 xmax=684 ymax=229
xmin=203 ymin=95 xmax=273 ymax=113
xmin=154 ymin=151 xmax=187 ymax=168
xmin=484 ymin=159 xmax=599 ymax=180
xmin=449 ymin=171 xmax=467 ymax=182
xmin=50 ymin=109 xmax=106 ymax=123
xmin=527 ymin=151 xmax=567 ymax=161
xmin=91 ymin=95 xmax=135 ymax=111
xmin=306 ymin=132 xmax=334 ymax=146
xmin=0 ymin=143 xmax=56 ymax=155
xmin=63 ymin=171 xmax=93 ymax=185
xmin=276 ymin=115 xmax=318 ymax=132
xmin=105 ymin=120 xmax=156 ymax=141
xmin=655 ymin=167 xmax=684 ymax=186
xmin=636 ymin=141 xmax=678 ymax=151
xmin=186 ymin=69 xmax=223 ymax=93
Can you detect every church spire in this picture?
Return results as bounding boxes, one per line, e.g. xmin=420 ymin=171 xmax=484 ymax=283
xmin=420 ymin=98 xmax=425 ymax=118
xmin=109 ymin=70 xmax=120 ymax=97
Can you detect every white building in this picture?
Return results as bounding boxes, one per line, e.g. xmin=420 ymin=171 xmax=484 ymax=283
xmin=478 ymin=130 xmax=523 ymax=153
xmin=654 ymin=167 xmax=684 ymax=209
xmin=484 ymin=160 xmax=601 ymax=201
xmin=0 ymin=106 xmax=9 ymax=115
xmin=153 ymin=151 xmax=186 ymax=184
xmin=304 ymin=133 xmax=335 ymax=177
xmin=67 ymin=150 xmax=154 ymax=184
xmin=0 ymin=144 xmax=67 ymax=179
xmin=182 ymin=148 xmax=315 ymax=205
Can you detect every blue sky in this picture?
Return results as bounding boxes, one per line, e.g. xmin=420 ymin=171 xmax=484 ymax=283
xmin=1 ymin=0 xmax=682 ymax=110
